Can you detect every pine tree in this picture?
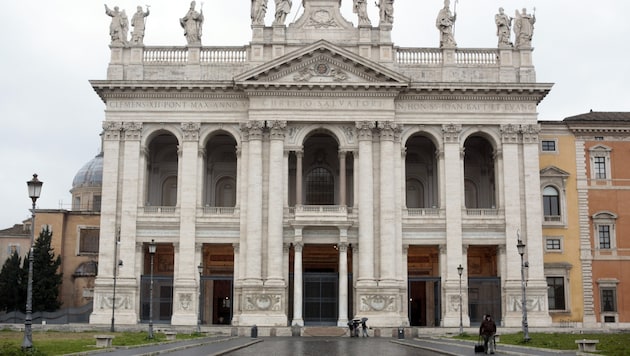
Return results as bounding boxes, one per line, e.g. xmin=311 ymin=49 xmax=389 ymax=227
xmin=22 ymin=227 xmax=63 ymax=312
xmin=0 ymin=252 xmax=24 ymax=312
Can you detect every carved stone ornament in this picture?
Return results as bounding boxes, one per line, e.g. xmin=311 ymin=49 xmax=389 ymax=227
xmin=103 ymin=121 xmax=124 ymax=140
xmin=521 ymin=124 xmax=541 ymax=143
xmin=182 ymin=122 xmax=201 ymax=141
xmin=356 ymin=121 xmax=376 ymax=140
xmin=359 ymin=294 xmax=397 ymax=312
xmin=442 ymin=123 xmax=462 ymax=143
xmin=305 ymin=10 xmax=339 ymax=29
xmin=293 ymin=62 xmax=348 ymax=82
xmin=508 ymin=294 xmax=545 ymax=312
xmin=123 ymin=122 xmax=143 ymax=140
xmin=244 ymin=293 xmax=282 ymax=311
xmin=500 ymin=123 xmax=520 ymax=143
xmin=178 ymin=293 xmax=193 ymax=311
xmin=99 ymin=293 xmax=131 ymax=310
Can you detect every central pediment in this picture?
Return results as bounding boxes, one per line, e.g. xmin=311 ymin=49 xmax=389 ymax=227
xmin=234 ymin=40 xmax=410 ymax=90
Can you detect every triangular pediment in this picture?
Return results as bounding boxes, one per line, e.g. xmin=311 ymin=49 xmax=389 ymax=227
xmin=540 ymin=165 xmax=570 ymax=178
xmin=234 ymin=40 xmax=410 ymax=90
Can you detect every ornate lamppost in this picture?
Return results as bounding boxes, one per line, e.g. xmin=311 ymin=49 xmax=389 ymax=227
xmin=22 ymin=174 xmax=43 ymax=349
xmin=148 ymin=240 xmax=157 ymax=339
xmin=516 ymin=234 xmax=531 ymax=342
xmin=197 ymin=263 xmax=203 ymax=333
xmin=457 ymin=264 xmax=464 ymax=335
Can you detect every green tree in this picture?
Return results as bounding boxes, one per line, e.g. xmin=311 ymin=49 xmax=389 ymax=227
xmin=21 ymin=227 xmax=63 ymax=312
xmin=0 ymin=252 xmax=25 ymax=312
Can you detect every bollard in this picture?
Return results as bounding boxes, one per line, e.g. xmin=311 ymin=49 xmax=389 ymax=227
xmin=251 ymin=325 xmax=258 ymax=338
xmin=397 ymin=327 xmax=404 ymax=339
xmin=291 ymin=324 xmax=301 ymax=337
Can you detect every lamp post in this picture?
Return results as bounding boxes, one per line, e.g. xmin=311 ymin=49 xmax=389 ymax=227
xmin=197 ymin=263 xmax=203 ymax=334
xmin=516 ymin=236 xmax=531 ymax=342
xmin=457 ymin=264 xmax=464 ymax=335
xmin=148 ymin=240 xmax=157 ymax=339
xmin=110 ymin=231 xmax=122 ymax=332
xmin=22 ymin=174 xmax=43 ymax=349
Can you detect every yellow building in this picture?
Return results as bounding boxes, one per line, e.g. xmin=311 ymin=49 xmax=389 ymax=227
xmin=539 ymin=121 xmax=584 ymax=326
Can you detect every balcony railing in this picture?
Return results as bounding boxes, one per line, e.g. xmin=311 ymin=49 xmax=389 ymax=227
xmin=395 ymin=47 xmax=499 ymax=66
xmin=406 ymin=208 xmax=442 ymax=217
xmin=143 ymin=206 xmax=177 ymax=214
xmin=465 ymin=208 xmax=501 ymax=217
xmin=202 ymin=206 xmax=238 ymax=215
xmin=544 ymin=215 xmax=562 ymax=222
xmin=142 ymin=46 xmax=248 ymax=63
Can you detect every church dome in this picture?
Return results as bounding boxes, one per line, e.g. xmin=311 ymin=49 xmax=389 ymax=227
xmin=72 ymin=152 xmax=103 ymax=189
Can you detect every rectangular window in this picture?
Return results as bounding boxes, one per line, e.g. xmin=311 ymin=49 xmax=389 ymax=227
xmin=541 ymin=140 xmax=557 ymax=152
xmin=8 ymin=244 xmax=20 ymax=255
xmin=598 ymin=225 xmax=611 ymax=249
xmin=79 ymin=228 xmax=100 ymax=254
xmin=601 ymin=288 xmax=617 ymax=312
xmin=546 ymin=238 xmax=561 ymax=251
xmin=94 ymin=195 xmax=102 ymax=212
xmin=547 ymin=277 xmax=566 ymax=310
xmin=594 ymin=156 xmax=607 ymax=179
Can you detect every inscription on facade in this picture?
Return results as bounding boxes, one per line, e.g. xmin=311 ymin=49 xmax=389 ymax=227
xmin=107 ymin=100 xmax=249 ymax=111
xmin=252 ymin=98 xmax=392 ymax=110
xmin=396 ymin=101 xmax=536 ymax=113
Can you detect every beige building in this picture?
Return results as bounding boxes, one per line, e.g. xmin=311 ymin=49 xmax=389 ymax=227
xmin=89 ymin=0 xmax=553 ymax=329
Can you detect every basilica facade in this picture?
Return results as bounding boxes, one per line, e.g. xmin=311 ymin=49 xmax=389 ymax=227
xmin=89 ymin=0 xmax=553 ymax=329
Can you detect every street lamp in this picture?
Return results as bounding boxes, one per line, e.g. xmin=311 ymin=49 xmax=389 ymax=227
xmin=197 ymin=263 xmax=203 ymax=334
xmin=457 ymin=264 xmax=464 ymax=335
xmin=148 ymin=240 xmax=157 ymax=339
xmin=22 ymin=174 xmax=43 ymax=349
xmin=516 ymin=236 xmax=531 ymax=342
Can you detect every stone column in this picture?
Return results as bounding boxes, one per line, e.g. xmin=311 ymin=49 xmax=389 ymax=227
xmin=337 ymin=242 xmax=349 ymax=327
xmin=356 ymin=121 xmax=376 ymax=286
xmin=402 ymin=245 xmax=410 ymax=325
xmin=172 ymin=122 xmax=201 ymax=325
xmin=339 ymin=151 xmax=347 ymax=206
xmin=90 ymin=122 xmax=123 ymax=325
xmin=353 ymin=151 xmax=359 ymax=209
xmin=295 ymin=150 xmax=303 ymax=206
xmin=266 ymin=121 xmax=287 ymax=286
xmin=292 ymin=241 xmax=304 ymax=326
xmin=441 ymin=124 xmax=464 ymax=327
xmin=521 ymin=124 xmax=552 ymax=327
xmin=231 ymin=243 xmax=240 ymax=325
xmin=244 ymin=121 xmax=264 ymax=286
xmin=379 ymin=122 xmax=397 ymax=285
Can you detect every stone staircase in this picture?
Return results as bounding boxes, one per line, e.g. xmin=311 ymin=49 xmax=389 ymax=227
xmin=302 ymin=326 xmax=348 ymax=337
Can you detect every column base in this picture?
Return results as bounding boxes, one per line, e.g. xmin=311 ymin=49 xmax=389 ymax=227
xmin=89 ymin=277 xmax=138 ymax=325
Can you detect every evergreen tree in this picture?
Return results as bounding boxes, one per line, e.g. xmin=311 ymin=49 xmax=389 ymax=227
xmin=0 ymin=252 xmax=24 ymax=312
xmin=22 ymin=227 xmax=63 ymax=312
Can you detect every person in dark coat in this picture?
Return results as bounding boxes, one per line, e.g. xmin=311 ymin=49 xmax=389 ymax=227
xmin=479 ymin=314 xmax=497 ymax=354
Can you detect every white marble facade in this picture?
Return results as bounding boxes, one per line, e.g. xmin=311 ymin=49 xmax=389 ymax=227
xmin=90 ymin=0 xmax=552 ymax=328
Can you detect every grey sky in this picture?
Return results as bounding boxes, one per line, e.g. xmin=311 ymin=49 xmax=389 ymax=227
xmin=1 ymin=0 xmax=628 ymax=229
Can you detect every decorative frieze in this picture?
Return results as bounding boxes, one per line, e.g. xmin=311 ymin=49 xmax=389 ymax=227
xmin=97 ymin=293 xmax=132 ymax=310
xmin=507 ymin=294 xmax=546 ymax=313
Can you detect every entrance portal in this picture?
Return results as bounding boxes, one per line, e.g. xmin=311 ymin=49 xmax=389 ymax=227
xmin=300 ymin=244 xmax=341 ymax=325
xmin=407 ymin=246 xmax=441 ymax=327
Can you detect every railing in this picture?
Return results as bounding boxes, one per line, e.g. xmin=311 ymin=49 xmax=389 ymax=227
xmin=466 ymin=209 xmax=501 ymax=217
xmin=456 ymin=49 xmax=499 ymax=65
xmin=143 ymin=47 xmax=188 ymax=62
xmin=544 ymin=215 xmax=562 ymax=222
xmin=296 ymin=205 xmax=347 ymax=214
xmin=142 ymin=46 xmax=248 ymax=63
xmin=143 ymin=206 xmax=177 ymax=214
xmin=396 ymin=48 xmax=442 ymax=64
xmin=203 ymin=206 xmax=238 ymax=215
xmin=406 ymin=208 xmax=441 ymax=217
xmin=200 ymin=47 xmax=248 ymax=63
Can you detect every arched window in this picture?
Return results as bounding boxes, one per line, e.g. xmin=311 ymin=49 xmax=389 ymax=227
xmin=406 ymin=178 xmax=425 ymax=208
xmin=306 ymin=167 xmax=334 ymax=205
xmin=215 ymin=176 xmax=236 ymax=207
xmin=543 ymin=186 xmax=560 ymax=220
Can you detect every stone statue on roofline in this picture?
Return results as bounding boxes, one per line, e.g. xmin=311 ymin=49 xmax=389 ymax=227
xmin=354 ymin=0 xmax=371 ymax=26
xmin=514 ymin=7 xmax=536 ymax=49
xmin=130 ymin=5 xmax=150 ymax=45
xmin=495 ymin=7 xmax=512 ymax=48
xmin=375 ymin=0 xmax=394 ymax=27
xmin=105 ymin=4 xmax=129 ymax=46
xmin=180 ymin=1 xmax=204 ymax=46
xmin=436 ymin=0 xmax=456 ymax=48
xmin=273 ymin=0 xmax=292 ymax=26
xmin=252 ymin=0 xmax=268 ymax=26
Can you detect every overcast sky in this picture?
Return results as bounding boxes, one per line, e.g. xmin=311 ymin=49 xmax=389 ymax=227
xmin=1 ymin=0 xmax=628 ymax=229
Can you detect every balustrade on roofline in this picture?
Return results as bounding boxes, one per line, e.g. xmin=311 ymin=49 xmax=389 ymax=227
xmin=143 ymin=46 xmax=248 ymax=63
xmin=395 ymin=47 xmax=499 ymax=65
